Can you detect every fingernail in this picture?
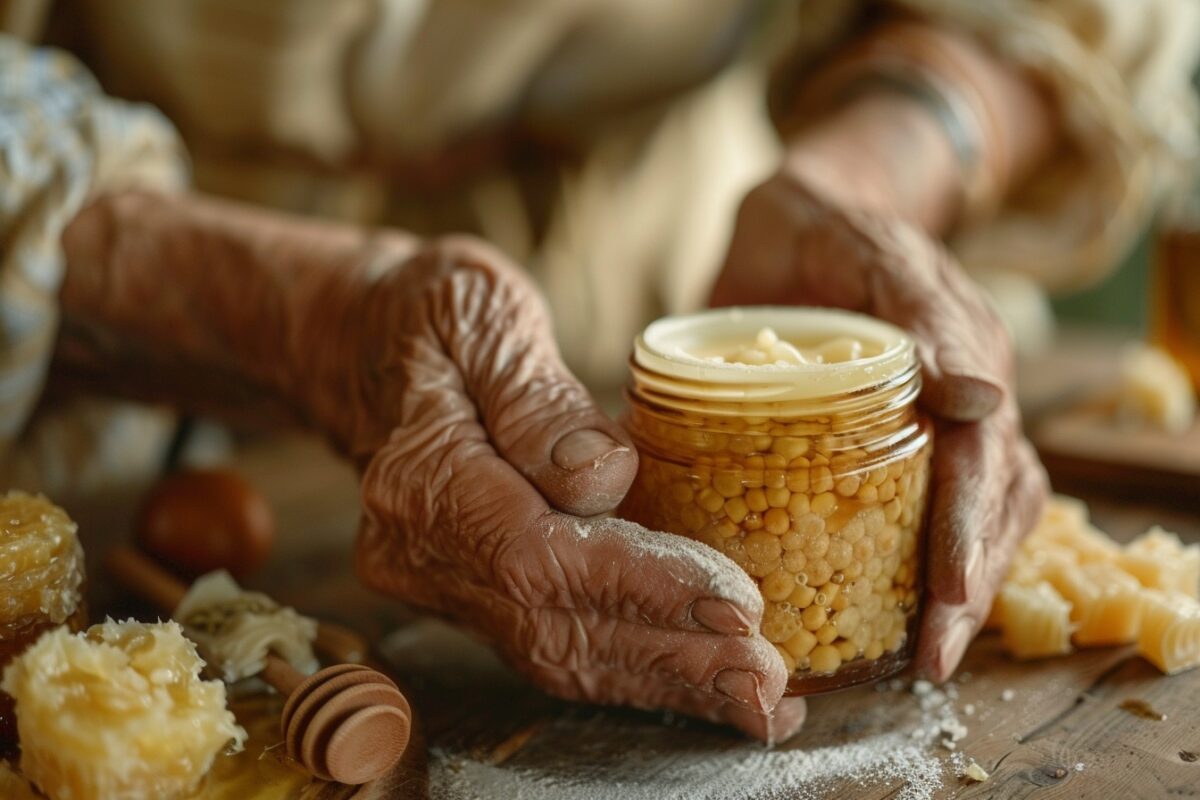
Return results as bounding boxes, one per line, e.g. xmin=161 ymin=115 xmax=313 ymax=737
xmin=691 ymin=597 xmax=754 ymax=636
xmin=937 ymin=617 xmax=975 ymax=680
xmin=551 ymin=429 xmax=628 ymax=471
xmin=963 ymin=540 xmax=986 ymax=601
xmin=938 ymin=373 xmax=1003 ymax=421
xmin=714 ymin=669 xmax=764 ymax=711
xmin=936 ymin=351 xmax=1004 ymax=416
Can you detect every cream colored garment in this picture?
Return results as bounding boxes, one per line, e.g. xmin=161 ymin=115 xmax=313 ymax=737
xmin=77 ymin=0 xmax=771 ymax=389
xmin=73 ymin=0 xmax=1200 ymax=374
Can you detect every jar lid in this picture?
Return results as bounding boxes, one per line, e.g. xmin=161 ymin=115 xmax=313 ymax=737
xmin=633 ymin=307 xmax=915 ymax=403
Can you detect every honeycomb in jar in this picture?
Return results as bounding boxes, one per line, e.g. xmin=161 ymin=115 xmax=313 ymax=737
xmin=1 ymin=619 xmax=246 ymax=800
xmin=620 ymin=410 xmax=931 ymax=678
xmin=0 ymin=491 xmax=85 ymax=631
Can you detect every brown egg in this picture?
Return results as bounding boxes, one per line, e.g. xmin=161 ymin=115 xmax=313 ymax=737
xmin=136 ymin=469 xmax=275 ymax=578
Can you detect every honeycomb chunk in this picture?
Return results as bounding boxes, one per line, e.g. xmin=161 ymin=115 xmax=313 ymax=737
xmin=1116 ymin=344 xmax=1196 ymax=433
xmin=1137 ymin=590 xmax=1200 ymax=675
xmin=1117 ymin=527 xmax=1200 ymax=599
xmin=1 ymin=619 xmax=245 ymax=800
xmin=0 ymin=491 xmax=85 ymax=629
xmin=995 ymin=497 xmax=1200 ymax=673
xmin=998 ymin=581 xmax=1074 ymax=659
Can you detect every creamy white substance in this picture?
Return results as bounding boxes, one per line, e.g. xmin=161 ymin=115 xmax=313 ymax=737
xmin=175 ymin=571 xmax=319 ymax=683
xmin=696 ymin=327 xmax=879 ymax=367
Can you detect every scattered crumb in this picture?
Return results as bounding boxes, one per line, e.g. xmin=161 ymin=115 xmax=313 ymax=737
xmin=963 ymin=704 xmax=976 ymax=717
xmin=1000 ymin=689 xmax=1015 ymax=702
xmin=939 ymin=719 xmax=968 ymax=745
xmin=951 ymin=752 xmax=990 ymax=783
xmin=964 ymin=760 xmax=990 ymax=782
xmin=1074 ymin=762 xmax=1085 ymax=772
xmin=907 ymin=682 xmax=969 ymax=755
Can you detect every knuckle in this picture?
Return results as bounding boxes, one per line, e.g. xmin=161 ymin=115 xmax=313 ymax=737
xmin=488 ymin=514 xmax=570 ymax=609
xmin=516 ymin=609 xmax=591 ymax=672
xmin=489 ymin=388 xmax=589 ymax=449
xmin=417 ymin=236 xmax=555 ymax=380
xmin=637 ymin=647 xmax=684 ymax=681
xmin=488 ymin=531 xmax=540 ymax=606
xmin=423 ymin=235 xmax=533 ymax=298
xmin=358 ymin=416 xmax=518 ymax=593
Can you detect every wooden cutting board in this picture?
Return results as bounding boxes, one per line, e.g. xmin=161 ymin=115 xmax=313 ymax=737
xmin=1017 ymin=328 xmax=1199 ymax=501
xmin=1032 ymin=400 xmax=1200 ymax=500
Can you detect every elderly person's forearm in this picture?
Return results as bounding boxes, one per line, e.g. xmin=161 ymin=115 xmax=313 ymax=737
xmin=785 ymin=19 xmax=1060 ymax=235
xmin=55 ymin=190 xmax=418 ymax=443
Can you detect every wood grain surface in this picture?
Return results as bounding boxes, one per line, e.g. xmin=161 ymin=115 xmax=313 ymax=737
xmin=37 ymin=333 xmax=1200 ymax=798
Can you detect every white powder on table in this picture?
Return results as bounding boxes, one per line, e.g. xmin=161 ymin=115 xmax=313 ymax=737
xmin=431 ymin=734 xmax=940 ymax=800
xmin=428 ymin=680 xmax=968 ymax=800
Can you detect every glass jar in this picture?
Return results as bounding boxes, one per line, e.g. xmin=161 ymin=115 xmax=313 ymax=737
xmin=618 ymin=307 xmax=932 ymax=694
xmin=1153 ymin=210 xmax=1200 ymax=389
xmin=0 ymin=492 xmax=87 ymax=748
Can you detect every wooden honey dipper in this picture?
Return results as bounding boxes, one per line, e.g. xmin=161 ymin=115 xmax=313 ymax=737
xmin=106 ymin=545 xmax=411 ymax=786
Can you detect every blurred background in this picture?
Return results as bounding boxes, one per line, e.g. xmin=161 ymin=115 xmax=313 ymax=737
xmin=1 ymin=3 xmax=1199 ymax=796
xmin=0 ymin=0 xmax=1196 ymax=500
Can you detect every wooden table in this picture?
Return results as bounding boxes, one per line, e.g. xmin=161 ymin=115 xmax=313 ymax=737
xmin=70 ymin=332 xmax=1199 ymax=799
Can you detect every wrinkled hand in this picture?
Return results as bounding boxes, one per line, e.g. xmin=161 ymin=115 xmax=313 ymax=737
xmin=710 ymin=170 xmax=1047 ymax=681
xmin=58 ymin=191 xmax=803 ymax=740
xmin=310 ymin=237 xmax=805 ymax=740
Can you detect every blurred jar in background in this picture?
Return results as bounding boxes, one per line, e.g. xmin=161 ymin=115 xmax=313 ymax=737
xmin=1153 ymin=185 xmax=1200 ymax=390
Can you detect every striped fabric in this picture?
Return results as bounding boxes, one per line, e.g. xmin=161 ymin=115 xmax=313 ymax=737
xmin=0 ymin=36 xmax=186 ymax=489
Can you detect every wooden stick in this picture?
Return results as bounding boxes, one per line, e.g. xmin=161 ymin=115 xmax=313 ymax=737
xmin=105 ymin=546 xmax=313 ymax=690
xmin=107 ymin=545 xmax=186 ymax=610
xmin=105 ymin=546 xmax=369 ymax=664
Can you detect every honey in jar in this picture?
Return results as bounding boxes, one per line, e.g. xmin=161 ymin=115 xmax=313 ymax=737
xmin=618 ymin=307 xmax=932 ymax=694
xmin=0 ymin=491 xmax=87 ymax=746
xmin=1153 ymin=222 xmax=1200 ymax=389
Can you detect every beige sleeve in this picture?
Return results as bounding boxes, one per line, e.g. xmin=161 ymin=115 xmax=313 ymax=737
xmin=894 ymin=0 xmax=1200 ymax=292
xmin=0 ymin=35 xmax=187 ymax=489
